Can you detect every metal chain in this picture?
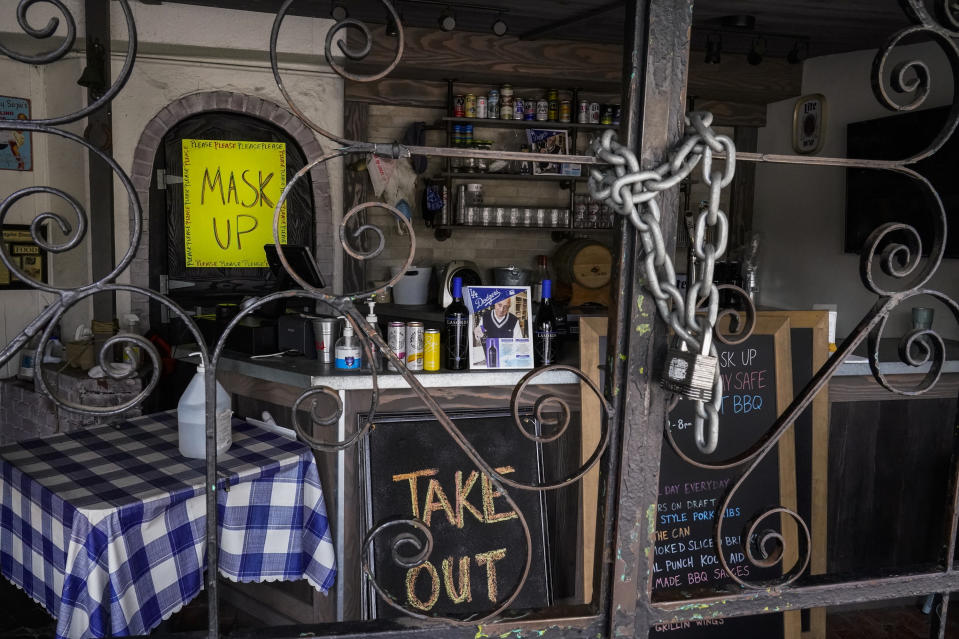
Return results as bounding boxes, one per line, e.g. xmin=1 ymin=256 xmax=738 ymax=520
xmin=588 ymin=112 xmax=735 ymax=454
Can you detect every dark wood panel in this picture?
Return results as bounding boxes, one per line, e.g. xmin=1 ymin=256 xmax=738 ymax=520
xmin=829 ymin=373 xmax=959 ymax=403
xmin=346 ymin=27 xmax=802 ymax=105
xmin=827 ymin=396 xmax=958 ymax=575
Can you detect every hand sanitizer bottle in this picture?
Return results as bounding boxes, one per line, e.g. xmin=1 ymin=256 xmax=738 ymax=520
xmin=334 ymin=321 xmax=362 ymax=370
xmin=177 ymin=353 xmax=232 ymax=459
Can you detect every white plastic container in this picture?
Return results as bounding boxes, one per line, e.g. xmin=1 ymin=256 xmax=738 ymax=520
xmin=177 ymin=353 xmax=232 ymax=459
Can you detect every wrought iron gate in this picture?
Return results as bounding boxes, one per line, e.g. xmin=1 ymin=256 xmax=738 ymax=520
xmin=0 ymin=0 xmax=957 ymax=637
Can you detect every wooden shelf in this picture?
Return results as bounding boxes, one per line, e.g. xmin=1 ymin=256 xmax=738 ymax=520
xmin=442 ymin=116 xmax=616 ymax=132
xmin=439 ymin=172 xmax=587 ymax=182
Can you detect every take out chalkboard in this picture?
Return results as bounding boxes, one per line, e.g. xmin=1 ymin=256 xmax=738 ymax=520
xmin=652 ymin=315 xmax=797 ymax=638
xmin=362 ymin=410 xmax=552 ymax=619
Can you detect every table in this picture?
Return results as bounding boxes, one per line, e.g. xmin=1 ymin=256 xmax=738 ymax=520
xmin=0 ymin=411 xmax=336 ymax=639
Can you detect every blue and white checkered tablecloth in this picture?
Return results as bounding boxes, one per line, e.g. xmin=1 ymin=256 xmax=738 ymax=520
xmin=0 ymin=411 xmax=336 ymax=639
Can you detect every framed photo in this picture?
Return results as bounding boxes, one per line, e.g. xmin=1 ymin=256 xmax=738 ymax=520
xmin=1 ymin=224 xmax=47 ymax=289
xmin=0 ymin=96 xmax=32 ymax=171
xmin=792 ymin=93 xmax=826 ymax=155
xmin=526 ymin=128 xmax=568 ymax=176
xmin=463 ymin=285 xmax=534 ymax=369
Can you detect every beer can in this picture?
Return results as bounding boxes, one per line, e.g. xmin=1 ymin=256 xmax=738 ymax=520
xmin=513 ymin=97 xmax=525 ymax=121
xmin=601 ymin=104 xmax=614 ymax=125
xmin=463 ymin=124 xmax=473 ymax=146
xmin=589 ymin=102 xmax=601 ymax=124
xmin=578 ymin=100 xmax=589 ymax=124
xmin=424 ymin=329 xmax=440 ymax=371
xmin=613 ymin=104 xmax=622 ymax=126
xmin=524 ymin=99 xmax=537 ymax=121
xmin=535 ymin=99 xmax=549 ymax=121
xmin=452 ymin=124 xmax=463 ymax=147
xmin=387 ymin=321 xmax=406 ymax=371
xmin=406 ymin=322 xmax=424 ymax=371
xmin=465 ymin=93 xmax=477 ymax=118
xmin=547 ymin=89 xmax=559 ymax=121
xmin=559 ymin=100 xmax=572 ymax=123
xmin=476 ymin=95 xmax=487 ymax=119
xmin=488 ymin=90 xmax=499 ymax=119
xmin=453 ymin=94 xmax=465 ymax=117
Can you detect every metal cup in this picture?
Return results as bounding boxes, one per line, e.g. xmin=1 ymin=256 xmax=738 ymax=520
xmin=312 ymin=317 xmax=339 ymax=363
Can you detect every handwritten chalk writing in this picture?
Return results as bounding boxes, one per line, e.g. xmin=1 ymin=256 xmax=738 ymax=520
xmin=725 ymin=536 xmax=741 ymax=546
xmin=741 ymin=348 xmax=757 ymax=366
xmin=699 ymin=553 xmax=718 ymax=566
xmin=720 ymin=369 xmax=768 ymax=391
xmin=441 ymin=556 xmax=472 ymax=604
xmin=671 ymin=501 xmax=683 ymax=511
xmin=659 ymin=512 xmax=687 ymax=525
xmin=686 ymin=498 xmax=716 ymax=509
xmin=687 ymin=571 xmax=708 ymax=584
xmin=670 ymin=418 xmax=691 ymax=431
xmin=730 ymin=552 xmax=745 ymax=563
xmin=687 ymin=538 xmax=713 ymax=551
xmin=656 ymin=530 xmax=669 ymax=541
xmin=671 ymin=526 xmax=690 ymax=538
xmin=406 ymin=561 xmax=440 ymax=611
xmin=392 ymin=468 xmax=439 ymax=519
xmin=475 ymin=548 xmax=507 ymax=603
xmin=393 ymin=466 xmax=517 ymax=526
xmin=654 ymin=575 xmax=682 ymax=588
xmin=664 ymin=557 xmax=694 ymax=571
xmin=692 ymin=507 xmax=741 ymax=521
xmin=714 ymin=564 xmax=750 ymax=580
xmin=684 ymin=479 xmax=730 ymax=494
xmin=661 ymin=483 xmax=680 ymax=496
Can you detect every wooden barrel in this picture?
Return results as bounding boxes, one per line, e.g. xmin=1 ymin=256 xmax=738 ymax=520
xmin=552 ymin=239 xmax=612 ymax=289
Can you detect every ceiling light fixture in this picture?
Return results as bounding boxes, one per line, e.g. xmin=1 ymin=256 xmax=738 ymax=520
xmin=330 ymin=1 xmax=348 ymax=21
xmin=704 ymin=34 xmax=721 ymax=64
xmin=491 ymin=13 xmax=508 ymax=36
xmin=747 ymin=36 xmax=765 ymax=66
xmin=438 ymin=6 xmax=456 ymax=31
xmin=787 ymin=40 xmax=808 ymax=64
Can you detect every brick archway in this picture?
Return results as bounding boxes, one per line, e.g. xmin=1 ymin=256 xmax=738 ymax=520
xmin=127 ymin=91 xmax=333 ymax=324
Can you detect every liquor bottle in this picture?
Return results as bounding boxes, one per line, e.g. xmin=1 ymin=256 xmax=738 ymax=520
xmin=444 ymin=277 xmax=469 ymax=370
xmin=534 ymin=279 xmax=559 ymax=367
xmin=532 ymin=254 xmax=551 ymax=304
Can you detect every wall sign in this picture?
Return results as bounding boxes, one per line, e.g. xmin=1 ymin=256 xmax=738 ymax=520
xmin=0 ymin=96 xmax=32 ymax=171
xmin=793 ymin=94 xmax=826 ymax=155
xmin=1 ymin=224 xmax=47 ymax=289
xmin=181 ymin=139 xmax=287 ymax=268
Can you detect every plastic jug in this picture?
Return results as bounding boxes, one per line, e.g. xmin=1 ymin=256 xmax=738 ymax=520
xmin=177 ymin=352 xmax=232 ymax=459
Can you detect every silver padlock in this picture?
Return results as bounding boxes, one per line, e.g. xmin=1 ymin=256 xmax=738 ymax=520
xmin=661 ymin=331 xmax=718 ymax=402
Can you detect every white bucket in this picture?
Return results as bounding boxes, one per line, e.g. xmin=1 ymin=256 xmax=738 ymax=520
xmin=390 ymin=265 xmax=432 ymax=305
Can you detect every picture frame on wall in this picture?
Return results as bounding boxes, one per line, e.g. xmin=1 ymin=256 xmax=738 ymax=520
xmin=0 ymin=96 xmax=32 ymax=171
xmin=464 ymin=285 xmax=534 ymax=369
xmin=792 ymin=93 xmax=826 ymax=155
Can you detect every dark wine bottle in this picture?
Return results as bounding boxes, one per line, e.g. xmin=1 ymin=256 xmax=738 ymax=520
xmin=534 ymin=279 xmax=559 ymax=367
xmin=444 ymin=277 xmax=469 ymax=370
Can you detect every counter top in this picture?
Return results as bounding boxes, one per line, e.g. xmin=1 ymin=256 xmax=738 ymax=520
xmin=835 ymin=337 xmax=959 ymax=377
xmin=188 ymin=351 xmax=581 ymax=391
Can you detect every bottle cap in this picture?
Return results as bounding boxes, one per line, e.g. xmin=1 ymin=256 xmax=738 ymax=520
xmin=190 ymin=351 xmax=206 ymax=373
xmin=542 ymin=279 xmax=552 ymax=299
xmin=452 ymin=276 xmax=462 ymax=299
xmin=342 ymin=321 xmax=354 ymax=336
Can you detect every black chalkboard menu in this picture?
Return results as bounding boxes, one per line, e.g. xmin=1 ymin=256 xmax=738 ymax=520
xmin=652 ymin=316 xmax=795 ymax=638
xmin=362 ymin=410 xmax=552 ymax=619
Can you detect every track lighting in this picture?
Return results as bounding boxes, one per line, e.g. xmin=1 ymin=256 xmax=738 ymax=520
xmin=330 ymin=1 xmax=348 ymax=22
xmin=747 ymin=37 xmax=765 ymax=66
xmin=704 ymin=34 xmax=721 ymax=64
xmin=787 ymin=40 xmax=808 ymax=64
xmin=491 ymin=13 xmax=508 ymax=36
xmin=438 ymin=6 xmax=456 ymax=31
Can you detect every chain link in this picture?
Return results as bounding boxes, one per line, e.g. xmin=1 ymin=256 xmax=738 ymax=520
xmin=588 ymin=112 xmax=735 ymax=454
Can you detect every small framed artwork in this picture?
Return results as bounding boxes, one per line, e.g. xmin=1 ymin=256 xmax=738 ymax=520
xmin=793 ymin=93 xmax=826 ymax=155
xmin=526 ymin=128 xmax=568 ymax=176
xmin=0 ymin=96 xmax=32 ymax=171
xmin=463 ymin=285 xmax=534 ymax=369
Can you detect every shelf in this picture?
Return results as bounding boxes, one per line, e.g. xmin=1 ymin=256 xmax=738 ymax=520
xmin=442 ymin=116 xmax=617 ymax=132
xmin=439 ymin=171 xmax=588 ymax=182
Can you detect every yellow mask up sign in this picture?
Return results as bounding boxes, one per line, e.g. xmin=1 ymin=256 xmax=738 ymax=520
xmin=182 ymin=139 xmax=287 ymax=268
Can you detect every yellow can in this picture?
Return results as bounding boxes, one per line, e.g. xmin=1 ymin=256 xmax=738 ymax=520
xmin=424 ymin=329 xmax=440 ymax=371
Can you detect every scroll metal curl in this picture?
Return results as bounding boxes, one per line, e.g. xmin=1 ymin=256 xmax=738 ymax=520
xmin=498 ymin=365 xmax=613 ymax=491
xmin=270 ymin=0 xmax=403 ymax=146
xmin=0 ymin=0 xmax=137 ymax=126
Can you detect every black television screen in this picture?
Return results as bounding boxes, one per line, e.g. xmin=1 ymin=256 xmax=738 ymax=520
xmin=845 ymin=105 xmax=958 ymax=259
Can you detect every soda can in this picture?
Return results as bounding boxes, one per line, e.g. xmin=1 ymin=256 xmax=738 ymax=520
xmin=406 ymin=322 xmax=424 ymax=370
xmin=476 ymin=96 xmax=487 ymax=119
xmin=465 ymin=93 xmax=477 ymax=118
xmin=536 ymin=99 xmax=549 ymax=121
xmin=487 ymin=91 xmax=499 ymax=119
xmin=524 ymin=99 xmax=537 ymax=121
xmin=424 ymin=329 xmax=440 ymax=371
xmin=387 ymin=321 xmax=406 ymax=371
xmin=513 ymin=97 xmax=525 ymax=121
xmin=560 ymin=100 xmax=572 ymax=123
xmin=578 ymin=100 xmax=589 ymax=124
xmin=453 ymin=95 xmax=465 ymax=117
xmin=589 ymin=102 xmax=601 ymax=124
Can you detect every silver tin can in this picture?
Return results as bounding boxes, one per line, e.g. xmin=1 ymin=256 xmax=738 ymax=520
xmin=494 ymin=207 xmax=507 ymax=226
xmin=312 ymin=317 xmax=339 ymax=364
xmin=406 ymin=322 xmax=424 ymax=371
xmin=578 ymin=100 xmax=589 ymax=124
xmin=488 ymin=91 xmax=499 ymax=119
xmin=535 ymin=99 xmax=549 ymax=121
xmin=476 ymin=96 xmax=487 ymax=119
xmin=513 ymin=97 xmax=525 ymax=121
xmin=589 ymin=102 xmax=601 ymax=124
xmin=387 ymin=321 xmax=406 ymax=371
